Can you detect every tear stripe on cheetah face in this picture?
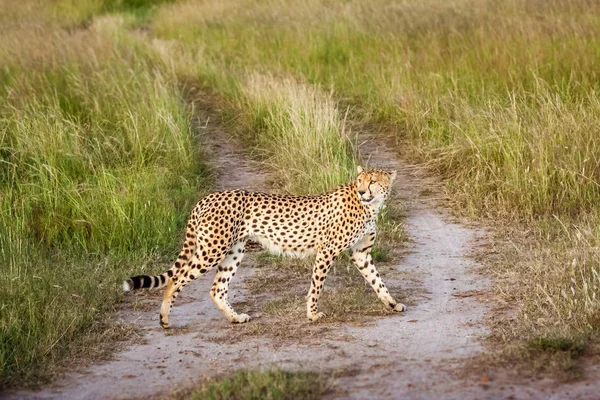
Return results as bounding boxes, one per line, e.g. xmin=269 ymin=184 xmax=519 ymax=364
xmin=125 ymin=167 xmax=405 ymax=328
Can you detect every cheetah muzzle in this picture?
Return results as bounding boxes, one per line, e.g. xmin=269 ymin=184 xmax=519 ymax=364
xmin=124 ymin=166 xmax=406 ymax=328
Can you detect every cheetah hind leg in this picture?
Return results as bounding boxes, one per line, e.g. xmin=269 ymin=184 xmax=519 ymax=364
xmin=160 ymin=246 xmax=222 ymax=329
xmin=210 ymin=240 xmax=250 ymax=324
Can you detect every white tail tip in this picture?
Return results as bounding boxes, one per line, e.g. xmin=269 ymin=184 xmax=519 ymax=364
xmin=123 ymin=280 xmax=132 ymax=292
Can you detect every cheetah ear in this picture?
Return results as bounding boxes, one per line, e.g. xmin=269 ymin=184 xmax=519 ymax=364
xmin=390 ymin=170 xmax=397 ymax=181
xmin=357 ymin=166 xmax=363 ymax=174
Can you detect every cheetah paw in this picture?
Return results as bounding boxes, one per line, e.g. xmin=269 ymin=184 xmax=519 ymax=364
xmin=232 ymin=313 xmax=251 ymax=324
xmin=307 ymin=311 xmax=326 ymax=322
xmin=160 ymin=316 xmax=170 ymax=329
xmin=392 ymin=303 xmax=407 ymax=312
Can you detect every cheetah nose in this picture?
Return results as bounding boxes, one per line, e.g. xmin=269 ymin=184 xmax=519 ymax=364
xmin=358 ymin=190 xmax=366 ymax=196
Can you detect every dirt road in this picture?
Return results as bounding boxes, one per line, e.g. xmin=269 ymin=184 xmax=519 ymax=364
xmin=10 ymin=109 xmax=599 ymax=400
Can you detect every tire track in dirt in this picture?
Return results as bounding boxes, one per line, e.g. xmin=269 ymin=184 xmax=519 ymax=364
xmin=350 ymin=134 xmax=600 ymax=399
xmin=352 ymin=134 xmax=600 ymax=400
xmin=326 ymin=134 xmax=491 ymax=399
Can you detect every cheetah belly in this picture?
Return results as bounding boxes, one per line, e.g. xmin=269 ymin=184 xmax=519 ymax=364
xmin=248 ymin=234 xmax=316 ymax=259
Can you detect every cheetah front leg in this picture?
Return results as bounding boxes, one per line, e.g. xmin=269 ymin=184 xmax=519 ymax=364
xmin=306 ymin=249 xmax=337 ymax=321
xmin=350 ymin=233 xmax=406 ymax=312
xmin=209 ymin=241 xmax=250 ymax=324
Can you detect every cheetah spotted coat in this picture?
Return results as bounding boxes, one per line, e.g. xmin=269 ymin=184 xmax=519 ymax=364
xmin=125 ymin=167 xmax=405 ymax=327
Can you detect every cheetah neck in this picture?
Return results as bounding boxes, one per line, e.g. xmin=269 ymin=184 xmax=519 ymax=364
xmin=363 ymin=197 xmax=386 ymax=217
xmin=350 ymin=182 xmax=386 ymax=218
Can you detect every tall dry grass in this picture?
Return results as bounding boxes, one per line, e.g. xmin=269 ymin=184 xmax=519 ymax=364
xmin=238 ymin=74 xmax=357 ymax=194
xmin=153 ymin=0 xmax=600 ymax=219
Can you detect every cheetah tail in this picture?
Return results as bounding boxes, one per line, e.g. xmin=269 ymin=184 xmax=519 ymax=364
xmin=124 ymin=204 xmax=200 ymax=292
xmin=123 ymin=270 xmax=174 ymax=292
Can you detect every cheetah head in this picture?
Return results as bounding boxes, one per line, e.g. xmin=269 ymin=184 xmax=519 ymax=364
xmin=356 ymin=166 xmax=396 ymax=206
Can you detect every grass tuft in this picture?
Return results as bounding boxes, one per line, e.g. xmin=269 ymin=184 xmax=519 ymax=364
xmin=528 ymin=337 xmax=587 ymax=358
xmin=187 ymin=369 xmax=332 ymax=400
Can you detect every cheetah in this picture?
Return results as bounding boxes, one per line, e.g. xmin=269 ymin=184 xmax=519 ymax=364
xmin=124 ymin=166 xmax=405 ymax=328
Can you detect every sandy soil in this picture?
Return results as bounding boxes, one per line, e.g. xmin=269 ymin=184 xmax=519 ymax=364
xmin=8 ymin=115 xmax=600 ymax=400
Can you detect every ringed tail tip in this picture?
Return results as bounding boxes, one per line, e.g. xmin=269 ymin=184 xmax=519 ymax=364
xmin=123 ymin=279 xmax=133 ymax=292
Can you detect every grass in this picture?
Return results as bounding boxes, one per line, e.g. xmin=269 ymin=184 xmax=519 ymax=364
xmin=47 ymin=0 xmax=177 ymax=28
xmin=484 ymin=334 xmax=591 ymax=380
xmin=528 ymin=336 xmax=587 ymax=357
xmin=9 ymin=0 xmax=599 ymax=388
xmin=485 ymin=222 xmax=600 ymax=371
xmin=152 ymin=0 xmax=600 ymax=218
xmin=0 ymin=8 xmax=209 ymax=387
xmin=236 ymin=74 xmax=357 ymax=194
xmin=185 ymin=369 xmax=333 ymax=400
xmin=148 ymin=0 xmax=600 ymax=373
xmin=150 ymin=13 xmax=360 ymax=194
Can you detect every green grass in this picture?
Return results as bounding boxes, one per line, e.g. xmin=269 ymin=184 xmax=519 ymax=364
xmin=528 ymin=336 xmax=587 ymax=357
xmin=187 ymin=369 xmax=332 ymax=400
xmin=7 ymin=0 xmax=599 ymax=386
xmin=150 ymin=14 xmax=360 ymax=194
xmin=0 ymin=10 xmax=209 ymax=387
xmin=177 ymin=65 xmax=359 ymax=194
xmin=505 ymin=336 xmax=589 ymax=378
